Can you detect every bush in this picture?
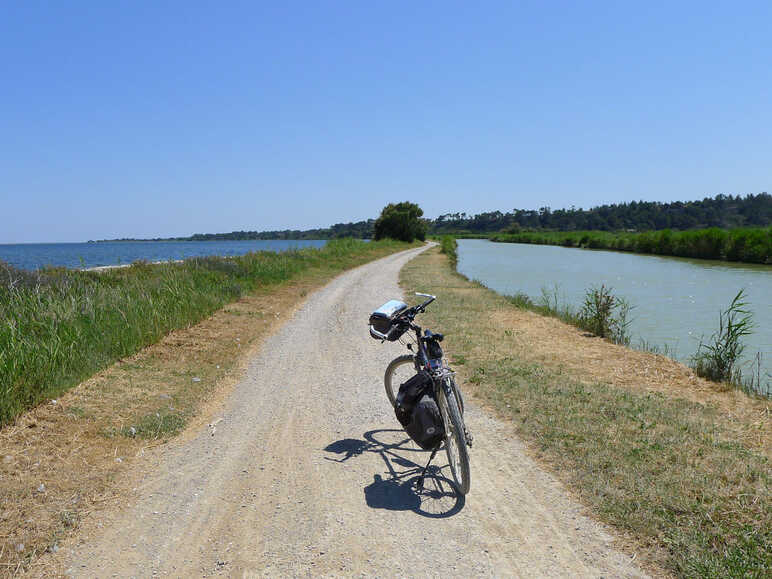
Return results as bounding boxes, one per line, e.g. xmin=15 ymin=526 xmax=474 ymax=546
xmin=373 ymin=202 xmax=427 ymax=242
xmin=507 ymin=292 xmax=534 ymax=308
xmin=439 ymin=236 xmax=458 ymax=267
xmin=578 ymin=285 xmax=632 ymax=345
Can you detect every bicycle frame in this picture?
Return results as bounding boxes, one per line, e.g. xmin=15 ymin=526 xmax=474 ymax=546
xmin=374 ymin=292 xmax=471 ymax=494
xmin=376 ymin=292 xmax=457 ymax=394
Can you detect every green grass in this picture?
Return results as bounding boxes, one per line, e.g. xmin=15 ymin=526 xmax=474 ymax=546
xmin=438 ymin=235 xmax=458 ymax=267
xmin=483 ymin=361 xmax=771 ymax=577
xmin=400 ymin=248 xmax=771 ymax=577
xmin=0 ymin=238 xmax=412 ymax=425
xmin=490 ymin=226 xmax=772 ymax=264
xmin=691 ymin=290 xmax=760 ymax=395
xmin=118 ymin=408 xmax=187 ymax=439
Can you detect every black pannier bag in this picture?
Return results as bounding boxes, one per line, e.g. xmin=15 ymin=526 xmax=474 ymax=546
xmin=395 ymin=371 xmax=445 ymax=450
xmin=405 ymin=394 xmax=445 ymax=450
xmin=369 ymin=300 xmax=409 ymax=341
xmin=394 ymin=371 xmax=430 ymax=426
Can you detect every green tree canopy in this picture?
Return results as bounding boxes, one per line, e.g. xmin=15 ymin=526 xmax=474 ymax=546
xmin=373 ymin=202 xmax=427 ymax=242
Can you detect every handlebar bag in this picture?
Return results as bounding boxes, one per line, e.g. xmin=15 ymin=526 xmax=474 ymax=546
xmin=395 ymin=371 xmax=444 ymax=450
xmin=369 ymin=299 xmax=409 ymax=341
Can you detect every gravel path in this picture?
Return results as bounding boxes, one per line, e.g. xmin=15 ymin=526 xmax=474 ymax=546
xmin=57 ymin=245 xmax=646 ymax=577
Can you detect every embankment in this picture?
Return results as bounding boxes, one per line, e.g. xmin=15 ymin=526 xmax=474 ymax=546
xmin=0 ymin=239 xmax=415 ymax=571
xmin=0 ymin=239 xmax=410 ymax=426
xmin=401 ymin=246 xmax=770 ymax=577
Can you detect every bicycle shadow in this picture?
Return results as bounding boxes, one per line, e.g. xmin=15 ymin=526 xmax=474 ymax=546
xmin=323 ymin=429 xmax=465 ymax=518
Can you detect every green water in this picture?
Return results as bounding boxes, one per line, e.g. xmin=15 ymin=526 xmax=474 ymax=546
xmin=458 ymin=239 xmax=772 ymax=390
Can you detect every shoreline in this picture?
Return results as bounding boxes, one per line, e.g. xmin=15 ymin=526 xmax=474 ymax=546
xmin=0 ymin=239 xmax=330 ymax=272
xmin=454 ymin=237 xmax=772 ymax=394
xmin=0 ymin=241 xmax=418 ymax=571
xmin=85 ymin=259 xmax=184 ymax=272
xmin=489 ymin=226 xmax=772 ymax=265
xmin=401 ymin=246 xmax=770 ymax=576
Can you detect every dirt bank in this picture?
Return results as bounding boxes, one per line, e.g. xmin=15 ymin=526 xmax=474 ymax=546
xmin=400 ymin=248 xmax=769 ymax=576
xmin=1 ymin=242 xmax=413 ymax=574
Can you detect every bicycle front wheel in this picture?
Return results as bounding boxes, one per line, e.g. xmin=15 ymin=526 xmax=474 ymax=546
xmin=438 ymin=378 xmax=471 ymax=495
xmin=384 ymin=354 xmax=417 ymax=409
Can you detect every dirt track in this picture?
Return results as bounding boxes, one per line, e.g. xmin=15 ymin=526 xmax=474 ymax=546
xmin=53 ymin=245 xmax=645 ymax=577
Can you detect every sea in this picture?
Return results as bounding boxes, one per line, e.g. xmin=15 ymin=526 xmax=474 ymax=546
xmin=0 ymin=240 xmax=328 ymax=271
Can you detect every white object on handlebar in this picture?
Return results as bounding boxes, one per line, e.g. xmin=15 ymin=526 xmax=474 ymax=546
xmin=369 ymin=326 xmax=390 ymax=340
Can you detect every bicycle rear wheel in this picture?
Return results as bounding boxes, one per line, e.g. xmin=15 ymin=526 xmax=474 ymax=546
xmin=438 ymin=378 xmax=470 ymax=495
xmin=384 ymin=354 xmax=417 ymax=409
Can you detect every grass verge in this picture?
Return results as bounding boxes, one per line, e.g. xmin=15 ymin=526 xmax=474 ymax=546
xmin=0 ymin=239 xmax=409 ymax=426
xmin=509 ymin=282 xmax=766 ymax=396
xmin=0 ymin=239 xmax=416 ymax=573
xmin=400 ymin=248 xmax=770 ymax=577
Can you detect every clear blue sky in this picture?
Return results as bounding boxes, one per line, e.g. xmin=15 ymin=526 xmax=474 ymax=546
xmin=1 ymin=1 xmax=770 ymax=243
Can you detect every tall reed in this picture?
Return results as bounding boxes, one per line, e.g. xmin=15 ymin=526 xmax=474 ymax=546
xmin=690 ymin=289 xmax=762 ymax=394
xmin=0 ymin=239 xmax=407 ymax=425
xmin=490 ymin=226 xmax=772 ymax=264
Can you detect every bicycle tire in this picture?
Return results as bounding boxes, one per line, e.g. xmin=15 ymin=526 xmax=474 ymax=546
xmin=448 ymin=374 xmax=464 ymax=415
xmin=383 ymin=354 xmax=417 ymax=409
xmin=438 ymin=379 xmax=471 ymax=494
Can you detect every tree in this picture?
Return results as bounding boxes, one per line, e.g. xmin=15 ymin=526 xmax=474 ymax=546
xmin=373 ymin=202 xmax=427 ymax=242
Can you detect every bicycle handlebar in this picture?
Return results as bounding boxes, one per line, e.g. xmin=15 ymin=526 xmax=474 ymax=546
xmin=415 ymin=292 xmax=436 ymax=311
xmin=403 ymin=293 xmax=435 ymax=319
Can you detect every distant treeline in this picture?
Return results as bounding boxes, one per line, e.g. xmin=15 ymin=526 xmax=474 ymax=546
xmin=490 ymin=227 xmax=772 ymax=264
xmin=432 ymin=192 xmax=771 ymax=234
xmin=187 ymin=219 xmax=376 ymax=241
xmin=99 ymin=193 xmax=771 ymax=242
xmin=99 ymin=220 xmax=376 ymax=242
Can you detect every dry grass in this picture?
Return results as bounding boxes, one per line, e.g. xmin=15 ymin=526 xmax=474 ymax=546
xmin=486 ymin=308 xmax=772 ymax=459
xmin=400 ymin=248 xmax=771 ymax=577
xmin=0 ymin=245 xmax=412 ymax=574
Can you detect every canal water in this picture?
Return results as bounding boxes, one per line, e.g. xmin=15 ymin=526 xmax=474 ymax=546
xmin=457 ymin=239 xmax=772 ymax=386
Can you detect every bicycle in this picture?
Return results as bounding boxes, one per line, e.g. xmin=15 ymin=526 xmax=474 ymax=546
xmin=369 ymin=293 xmax=472 ymax=495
